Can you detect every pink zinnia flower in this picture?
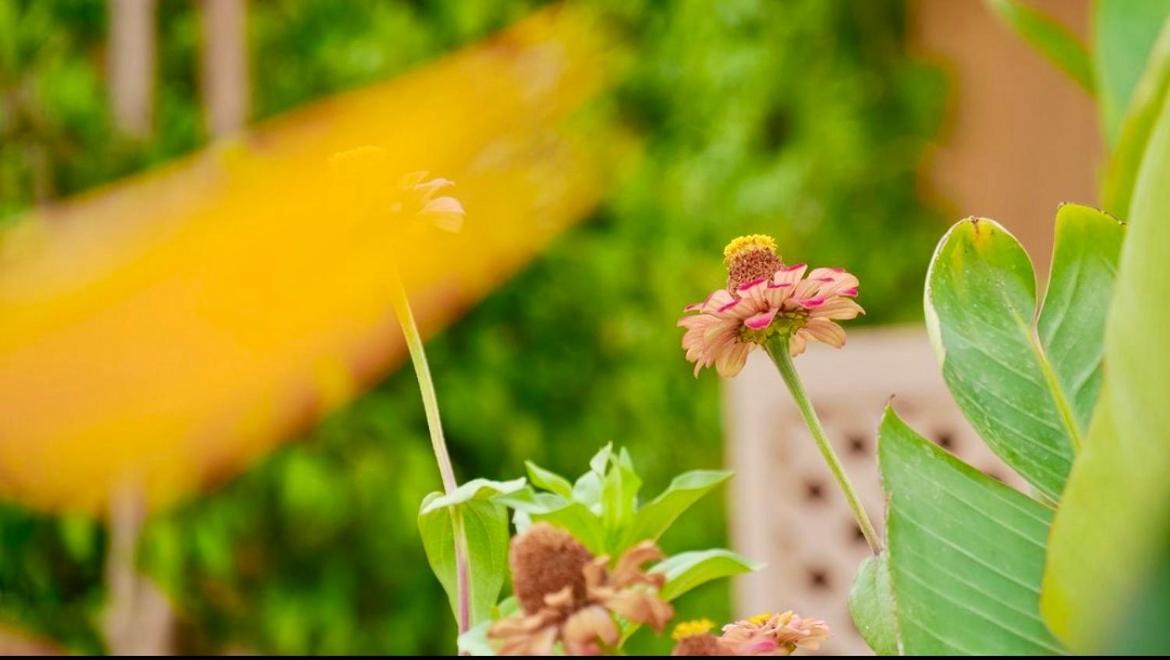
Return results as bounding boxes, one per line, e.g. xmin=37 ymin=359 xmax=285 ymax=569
xmin=719 ymin=611 xmax=830 ymax=656
xmin=678 ymin=234 xmax=863 ymax=377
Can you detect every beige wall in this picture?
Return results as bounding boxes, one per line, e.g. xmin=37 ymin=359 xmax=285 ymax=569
xmin=911 ymin=0 xmax=1102 ymax=274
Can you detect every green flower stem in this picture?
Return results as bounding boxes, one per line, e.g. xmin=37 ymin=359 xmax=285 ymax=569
xmin=389 ymin=270 xmax=471 ymax=635
xmin=764 ymin=334 xmax=882 ymax=555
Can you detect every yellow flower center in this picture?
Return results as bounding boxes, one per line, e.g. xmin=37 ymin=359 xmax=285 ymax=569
xmin=672 ymin=619 xmax=715 ymax=641
xmin=748 ymin=612 xmax=774 ymax=626
xmin=723 ymin=234 xmax=782 ymax=291
xmin=723 ymin=234 xmax=778 ymax=263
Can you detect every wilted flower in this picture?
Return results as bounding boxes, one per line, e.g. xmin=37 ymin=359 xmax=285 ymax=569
xmin=719 ymin=611 xmax=830 ymax=656
xmin=327 ymin=146 xmax=465 ymax=235
xmin=580 ymin=541 xmax=674 ymax=633
xmin=509 ymin=521 xmax=594 ymax=614
xmin=678 ymin=234 xmax=863 ymax=377
xmin=395 ymin=170 xmax=465 ymax=233
xmin=489 ymin=523 xmax=674 ymax=656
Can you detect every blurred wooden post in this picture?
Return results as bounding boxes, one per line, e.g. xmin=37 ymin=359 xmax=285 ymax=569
xmin=108 ymin=0 xmax=156 ymax=139
xmin=200 ymin=0 xmax=249 ymax=138
xmin=909 ymin=0 xmax=1098 ymax=275
xmin=102 ymin=485 xmax=175 ymax=655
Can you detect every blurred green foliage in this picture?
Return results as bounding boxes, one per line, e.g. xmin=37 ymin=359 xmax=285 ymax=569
xmin=0 ymin=0 xmax=944 ymax=654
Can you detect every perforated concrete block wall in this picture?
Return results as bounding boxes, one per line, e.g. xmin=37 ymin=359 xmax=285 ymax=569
xmin=724 ymin=326 xmax=1027 ymax=655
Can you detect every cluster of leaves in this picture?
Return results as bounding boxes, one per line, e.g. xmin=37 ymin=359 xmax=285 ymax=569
xmin=0 ymin=0 xmax=946 ymax=654
xmin=412 ymin=444 xmax=758 ymax=655
xmin=850 ymin=205 xmax=1122 ymax=654
xmin=850 ymin=1 xmax=1170 ymax=653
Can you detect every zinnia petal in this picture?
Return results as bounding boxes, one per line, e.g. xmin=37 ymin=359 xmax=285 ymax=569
xmin=743 ymin=307 xmax=780 ymax=330
xmin=802 ymin=319 xmax=846 ymax=347
xmin=704 ymin=289 xmax=737 ymax=315
xmin=809 ymin=298 xmax=864 ymax=321
xmin=715 ymin=341 xmax=752 ymax=378
xmin=788 ymin=332 xmax=808 ymax=357
xmin=773 ymin=263 xmax=807 ymax=287
xmin=604 ymin=589 xmax=674 ymax=632
xmin=562 ymin=605 xmax=619 ymax=656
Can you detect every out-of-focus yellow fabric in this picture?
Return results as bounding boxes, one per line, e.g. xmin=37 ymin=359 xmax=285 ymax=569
xmin=0 ymin=4 xmax=620 ymax=515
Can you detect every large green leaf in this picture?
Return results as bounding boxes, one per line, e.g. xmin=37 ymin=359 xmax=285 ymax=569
xmin=1042 ymin=83 xmax=1170 ymax=654
xmin=985 ymin=0 xmax=1094 ymax=93
xmin=1100 ymin=18 xmax=1170 ymax=218
xmin=1094 ymin=0 xmax=1170 ymax=144
xmin=569 ymin=443 xmax=613 ymax=514
xmin=524 ymin=460 xmax=574 ymax=499
xmin=617 ymin=470 xmax=731 ymax=552
xmin=651 ymin=548 xmax=761 ymax=602
xmin=848 ymin=554 xmax=901 ymax=656
xmin=873 ymin=408 xmax=1063 ymax=655
xmin=418 ymin=478 xmax=525 ymax=626
xmin=1036 ymin=205 xmax=1125 ymax=431
xmin=924 ymin=206 xmax=1123 ymax=500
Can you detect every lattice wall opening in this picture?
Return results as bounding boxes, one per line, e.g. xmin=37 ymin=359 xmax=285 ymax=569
xmin=724 ymin=327 xmax=1027 ymax=655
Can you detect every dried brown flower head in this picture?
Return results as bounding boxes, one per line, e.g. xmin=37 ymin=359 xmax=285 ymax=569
xmin=671 ymin=633 xmax=724 ymax=656
xmin=509 ymin=522 xmax=593 ymax=614
xmin=490 ymin=528 xmax=675 ymax=656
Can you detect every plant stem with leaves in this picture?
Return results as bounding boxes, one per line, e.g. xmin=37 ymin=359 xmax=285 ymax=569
xmin=764 ymin=334 xmax=882 ymax=555
xmin=389 ymin=270 xmax=472 ymax=635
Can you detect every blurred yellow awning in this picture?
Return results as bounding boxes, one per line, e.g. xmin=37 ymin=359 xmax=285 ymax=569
xmin=0 ymin=4 xmax=622 ymax=515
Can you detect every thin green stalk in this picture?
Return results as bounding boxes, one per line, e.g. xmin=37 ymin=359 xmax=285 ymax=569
xmin=764 ymin=334 xmax=882 ymax=555
xmin=389 ymin=270 xmax=471 ymax=635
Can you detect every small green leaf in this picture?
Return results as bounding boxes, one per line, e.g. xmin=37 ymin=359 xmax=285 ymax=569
xmin=533 ymin=501 xmax=607 ymax=555
xmin=419 ymin=477 xmax=527 ymax=516
xmin=418 ymin=494 xmax=511 ymax=627
xmin=494 ymin=486 xmax=561 ymax=513
xmin=986 ymin=0 xmax=1094 ymax=93
xmin=495 ymin=595 xmax=520 ymax=617
xmin=495 ymin=487 xmax=607 ymax=554
xmin=925 ymin=208 xmax=1122 ymax=499
xmin=455 ymin=596 xmax=519 ymax=656
xmin=1094 ymin=0 xmax=1170 ymax=144
xmin=572 ymin=471 xmax=602 ymax=512
xmin=589 ymin=442 xmax=613 ymax=475
xmin=618 ymin=470 xmax=731 ymax=552
xmin=602 ymin=448 xmax=642 ymax=544
xmin=877 ymin=408 xmax=1063 ymax=655
xmin=848 ymin=554 xmax=901 ymax=656
xmin=457 ymin=620 xmax=495 ymax=656
xmin=1101 ymin=19 xmax=1170 ymax=218
xmin=652 ymin=548 xmax=761 ymax=602
xmin=525 ymin=461 xmax=573 ymax=498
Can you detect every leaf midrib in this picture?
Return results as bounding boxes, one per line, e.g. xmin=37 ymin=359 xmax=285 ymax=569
xmin=966 ymin=260 xmax=1085 ymax=458
xmin=1015 ymin=308 xmax=1084 ymax=453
